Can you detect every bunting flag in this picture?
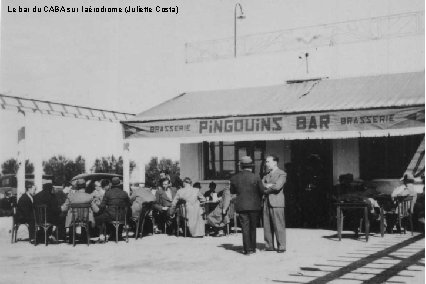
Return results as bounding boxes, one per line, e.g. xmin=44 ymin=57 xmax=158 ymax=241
xmin=17 ymin=126 xmax=25 ymax=143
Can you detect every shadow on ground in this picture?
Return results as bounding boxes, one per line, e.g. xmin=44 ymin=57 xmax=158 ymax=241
xmin=322 ymin=232 xmax=379 ymax=242
xmin=273 ymin=234 xmax=425 ymax=284
xmin=218 ymin=243 xmax=266 ymax=254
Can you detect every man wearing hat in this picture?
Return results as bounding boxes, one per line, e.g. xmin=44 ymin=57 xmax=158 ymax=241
xmin=230 ymin=156 xmax=264 ymax=255
xmin=262 ymin=154 xmax=287 ymax=253
xmin=392 ymin=172 xmax=418 ymax=202
xmin=95 ymin=177 xmax=130 ymax=241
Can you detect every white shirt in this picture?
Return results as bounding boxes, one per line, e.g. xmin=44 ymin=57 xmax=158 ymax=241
xmin=26 ymin=192 xmax=33 ymax=203
xmin=166 ymin=188 xmax=173 ymax=200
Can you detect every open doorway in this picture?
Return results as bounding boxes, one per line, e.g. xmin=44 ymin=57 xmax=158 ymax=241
xmin=290 ymin=139 xmax=333 ymax=228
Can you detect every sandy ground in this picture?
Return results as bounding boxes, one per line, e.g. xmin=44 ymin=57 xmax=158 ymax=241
xmin=0 ymin=217 xmax=424 ymax=284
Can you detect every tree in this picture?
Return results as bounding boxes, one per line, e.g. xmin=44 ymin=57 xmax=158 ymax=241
xmin=145 ymin=157 xmax=180 ymax=188
xmin=91 ymin=155 xmax=136 ymax=175
xmin=43 ymin=155 xmax=85 ymax=186
xmin=1 ymin=158 xmax=34 ymax=175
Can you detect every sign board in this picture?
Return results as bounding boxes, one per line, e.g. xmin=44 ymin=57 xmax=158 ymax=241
xmin=122 ymin=106 xmax=424 ymax=139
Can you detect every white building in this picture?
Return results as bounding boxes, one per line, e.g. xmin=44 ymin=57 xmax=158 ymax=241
xmin=121 ymin=8 xmax=425 ymax=227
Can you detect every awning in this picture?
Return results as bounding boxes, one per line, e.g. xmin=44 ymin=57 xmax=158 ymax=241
xmin=406 ymin=138 xmax=425 ymax=179
xmin=122 ymin=72 xmax=425 ymax=141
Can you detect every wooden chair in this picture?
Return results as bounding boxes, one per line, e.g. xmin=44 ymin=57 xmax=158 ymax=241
xmin=107 ymin=205 xmax=129 ymax=243
xmin=133 ymin=203 xmax=153 ymax=240
xmin=11 ymin=206 xmax=29 ymax=243
xmin=336 ymin=202 xmax=370 ymax=242
xmin=33 ymin=204 xmax=57 ymax=246
xmin=155 ymin=209 xmax=172 ymax=234
xmin=229 ymin=199 xmax=239 ymax=235
xmin=395 ymin=196 xmax=414 ymax=236
xmin=176 ymin=201 xmax=187 ymax=237
xmin=69 ymin=203 xmax=91 ymax=246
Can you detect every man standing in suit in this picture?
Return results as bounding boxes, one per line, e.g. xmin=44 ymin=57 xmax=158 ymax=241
xmin=16 ymin=182 xmax=36 ymax=240
xmin=263 ymin=154 xmax=287 ymax=253
xmin=230 ymin=156 xmax=264 ymax=255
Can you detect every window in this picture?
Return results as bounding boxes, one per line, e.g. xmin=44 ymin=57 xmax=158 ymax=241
xmin=203 ymin=141 xmax=265 ymax=180
xmin=359 ymin=135 xmax=423 ymax=180
xmin=1 ymin=178 xmax=10 ymax=187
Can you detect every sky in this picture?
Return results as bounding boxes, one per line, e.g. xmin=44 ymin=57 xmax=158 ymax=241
xmin=0 ymin=0 xmax=424 ymax=178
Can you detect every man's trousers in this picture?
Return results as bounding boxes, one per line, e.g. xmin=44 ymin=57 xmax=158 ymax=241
xmin=263 ymin=200 xmax=286 ymax=251
xmin=238 ymin=210 xmax=260 ymax=253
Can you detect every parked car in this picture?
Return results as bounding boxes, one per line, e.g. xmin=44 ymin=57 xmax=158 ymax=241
xmin=0 ymin=174 xmax=54 ymax=196
xmin=70 ymin=173 xmax=123 ymax=194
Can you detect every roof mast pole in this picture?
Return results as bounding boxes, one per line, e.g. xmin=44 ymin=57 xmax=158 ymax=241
xmin=32 ymin=112 xmax=43 ymax=193
xmin=16 ymin=110 xmax=26 ymax=198
xmin=122 ymin=142 xmax=130 ymax=194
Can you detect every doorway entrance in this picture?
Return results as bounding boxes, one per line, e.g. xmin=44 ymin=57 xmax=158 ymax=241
xmin=290 ymin=139 xmax=333 ymax=228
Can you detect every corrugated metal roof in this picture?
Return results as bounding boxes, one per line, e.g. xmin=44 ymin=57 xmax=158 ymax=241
xmin=128 ymin=71 xmax=424 ymax=122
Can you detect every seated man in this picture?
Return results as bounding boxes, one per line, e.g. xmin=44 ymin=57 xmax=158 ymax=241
xmin=130 ymin=185 xmax=156 ymax=235
xmin=391 ymin=172 xmax=418 ymax=202
xmin=0 ymin=190 xmax=16 ymax=216
xmin=91 ymin=180 xmax=105 ymax=207
xmin=95 ymin=177 xmax=130 ymax=241
xmin=388 ymin=172 xmax=419 ymax=233
xmin=34 ymin=183 xmax=66 ymax=242
xmin=130 ymin=185 xmax=156 ymax=218
xmin=204 ymin=181 xmax=217 ymax=201
xmin=153 ymin=178 xmax=177 ymax=234
xmin=61 ymin=179 xmax=99 ymax=241
xmin=16 ymin=182 xmax=36 ymax=241
xmin=206 ymin=187 xmax=231 ymax=236
xmin=332 ymin=174 xmax=381 ymax=237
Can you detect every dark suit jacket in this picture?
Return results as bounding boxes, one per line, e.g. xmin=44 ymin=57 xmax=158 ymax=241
xmin=230 ymin=170 xmax=264 ymax=212
xmin=17 ymin=193 xmax=34 ymax=222
xmin=34 ymin=188 xmax=61 ymax=223
xmin=99 ymin=186 xmax=130 ymax=217
xmin=154 ymin=187 xmax=177 ymax=211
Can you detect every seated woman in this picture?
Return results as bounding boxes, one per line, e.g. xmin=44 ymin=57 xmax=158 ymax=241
xmin=61 ymin=179 xmax=99 ymax=240
xmin=206 ymin=187 xmax=231 ymax=236
xmin=169 ymin=177 xmax=205 ymax=237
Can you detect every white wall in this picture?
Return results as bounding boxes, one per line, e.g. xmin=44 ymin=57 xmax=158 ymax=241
xmin=180 ymin=143 xmax=203 ymax=182
xmin=332 ymin=138 xmax=360 ymax=185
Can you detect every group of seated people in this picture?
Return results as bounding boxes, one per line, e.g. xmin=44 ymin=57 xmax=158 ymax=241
xmin=333 ymin=172 xmax=424 ymax=236
xmin=14 ymin=175 xmax=232 ymax=244
xmin=132 ymin=178 xmax=232 ymax=238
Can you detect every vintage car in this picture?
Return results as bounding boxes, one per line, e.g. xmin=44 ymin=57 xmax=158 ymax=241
xmin=70 ymin=173 xmax=123 ymax=194
xmin=0 ymin=174 xmax=54 ymax=196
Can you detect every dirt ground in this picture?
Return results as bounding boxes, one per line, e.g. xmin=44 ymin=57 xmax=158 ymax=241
xmin=0 ymin=217 xmax=424 ymax=284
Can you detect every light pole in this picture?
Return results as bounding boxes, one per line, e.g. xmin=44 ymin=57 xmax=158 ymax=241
xmin=234 ymin=3 xmax=245 ymax=58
